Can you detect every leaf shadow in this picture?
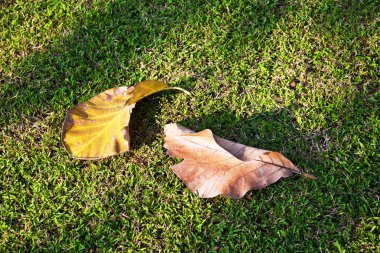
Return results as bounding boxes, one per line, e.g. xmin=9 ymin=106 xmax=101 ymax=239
xmin=177 ymin=107 xmax=323 ymax=179
xmin=128 ymin=94 xmax=162 ymax=150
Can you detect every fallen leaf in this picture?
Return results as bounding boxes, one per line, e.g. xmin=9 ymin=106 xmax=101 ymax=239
xmin=62 ymin=80 xmax=189 ymax=159
xmin=164 ymin=123 xmax=316 ymax=199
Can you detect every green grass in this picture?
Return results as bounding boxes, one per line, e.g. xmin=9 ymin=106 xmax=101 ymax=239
xmin=1 ymin=0 xmax=379 ymax=251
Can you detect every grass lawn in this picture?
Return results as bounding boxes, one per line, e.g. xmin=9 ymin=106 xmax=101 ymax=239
xmin=1 ymin=0 xmax=379 ymax=251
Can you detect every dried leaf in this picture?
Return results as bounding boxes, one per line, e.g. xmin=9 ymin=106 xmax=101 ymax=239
xmin=62 ymin=80 xmax=188 ymax=159
xmin=164 ymin=123 xmax=315 ymax=199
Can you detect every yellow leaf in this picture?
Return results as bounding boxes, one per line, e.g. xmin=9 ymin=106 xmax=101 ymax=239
xmin=62 ymin=80 xmax=188 ymax=159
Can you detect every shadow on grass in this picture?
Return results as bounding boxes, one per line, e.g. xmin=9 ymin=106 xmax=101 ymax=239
xmin=1 ymin=0 xmax=290 ymax=124
xmin=129 ymin=94 xmax=165 ymax=150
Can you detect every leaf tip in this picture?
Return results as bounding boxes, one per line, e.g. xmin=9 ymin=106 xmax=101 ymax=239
xmin=303 ymin=173 xmax=317 ymax=180
xmin=165 ymin=86 xmax=191 ymax=95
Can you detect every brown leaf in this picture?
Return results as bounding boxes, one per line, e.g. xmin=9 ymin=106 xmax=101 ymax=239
xmin=164 ymin=123 xmax=315 ymax=199
xmin=62 ymin=80 xmax=189 ymax=160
